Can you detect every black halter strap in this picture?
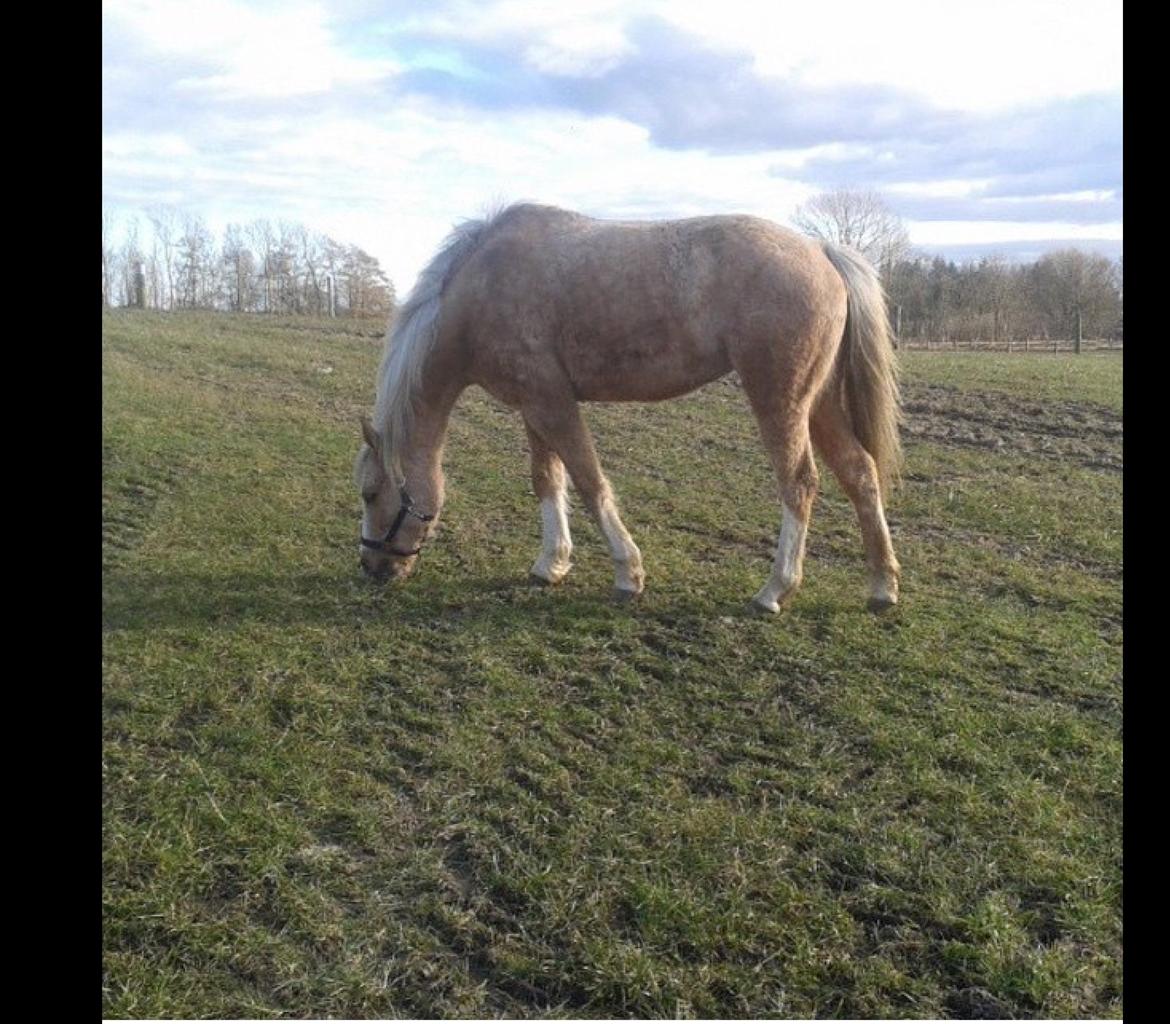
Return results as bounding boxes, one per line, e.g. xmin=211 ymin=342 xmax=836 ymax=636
xmin=361 ymin=487 xmax=435 ymax=557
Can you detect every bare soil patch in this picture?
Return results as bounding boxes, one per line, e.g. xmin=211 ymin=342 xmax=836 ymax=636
xmin=901 ymin=382 xmax=1121 ymax=472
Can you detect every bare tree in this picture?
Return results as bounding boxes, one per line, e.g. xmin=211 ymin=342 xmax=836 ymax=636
xmin=320 ymin=235 xmax=351 ymax=314
xmin=341 ymin=244 xmax=395 ymax=318
xmin=792 ymin=188 xmax=911 ymax=276
xmin=272 ymin=221 xmax=305 ymax=314
xmin=118 ymin=216 xmax=144 ymax=308
xmin=1030 ymin=249 xmax=1120 ymax=345
xmin=176 ymin=213 xmax=217 ymax=308
xmin=247 ymin=219 xmax=277 ymax=313
xmin=1113 ymin=257 xmax=1123 ymax=342
xmin=102 ymin=210 xmax=115 ymax=309
xmin=221 ymin=224 xmax=256 ymax=312
xmin=296 ymin=226 xmax=326 ymax=315
xmin=141 ymin=236 xmax=158 ymax=309
xmin=972 ymin=256 xmax=1015 ymax=344
xmin=147 ymin=206 xmax=181 ymax=310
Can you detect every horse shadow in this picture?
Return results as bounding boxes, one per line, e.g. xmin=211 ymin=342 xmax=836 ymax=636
xmin=101 ymin=561 xmax=835 ymax=634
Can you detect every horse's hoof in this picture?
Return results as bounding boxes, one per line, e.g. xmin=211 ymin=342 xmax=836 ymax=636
xmin=867 ymin=595 xmax=898 ymax=614
xmin=612 ymin=587 xmax=642 ymax=604
xmin=531 ymin=562 xmax=572 ymax=585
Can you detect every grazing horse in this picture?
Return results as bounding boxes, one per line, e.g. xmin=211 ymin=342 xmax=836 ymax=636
xmin=354 ymin=203 xmax=901 ymax=613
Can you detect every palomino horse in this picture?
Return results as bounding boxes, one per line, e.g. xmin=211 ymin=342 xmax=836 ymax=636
xmin=355 ymin=203 xmax=901 ymax=613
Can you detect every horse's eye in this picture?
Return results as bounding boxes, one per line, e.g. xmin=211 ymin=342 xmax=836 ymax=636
xmin=362 ymin=491 xmax=378 ymax=504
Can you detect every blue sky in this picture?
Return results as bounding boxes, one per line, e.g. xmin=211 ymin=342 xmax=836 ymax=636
xmin=102 ymin=0 xmax=1122 ymax=294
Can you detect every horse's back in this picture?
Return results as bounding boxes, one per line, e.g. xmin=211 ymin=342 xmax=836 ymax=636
xmin=450 ymin=204 xmax=845 ymax=403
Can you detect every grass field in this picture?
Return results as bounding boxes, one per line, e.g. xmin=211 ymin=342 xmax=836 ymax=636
xmin=103 ymin=311 xmax=1122 ymax=1019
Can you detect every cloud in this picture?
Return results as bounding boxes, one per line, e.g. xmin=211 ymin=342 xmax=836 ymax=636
xmin=384 ymin=14 xmax=1120 ymax=208
xmin=388 ymin=16 xmax=955 ymax=153
xmin=104 ymin=0 xmax=397 ymax=100
xmin=779 ymin=93 xmax=1121 ymax=195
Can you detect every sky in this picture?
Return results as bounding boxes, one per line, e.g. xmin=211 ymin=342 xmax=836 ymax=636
xmin=102 ymin=0 xmax=1122 ymax=295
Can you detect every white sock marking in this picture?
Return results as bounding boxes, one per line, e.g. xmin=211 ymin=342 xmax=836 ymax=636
xmin=753 ymin=502 xmax=807 ymax=610
xmin=598 ymin=496 xmax=643 ymax=592
xmin=532 ymin=492 xmax=572 ymax=581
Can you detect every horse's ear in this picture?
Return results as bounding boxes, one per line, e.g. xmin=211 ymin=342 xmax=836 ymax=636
xmin=360 ymin=415 xmax=381 ymax=451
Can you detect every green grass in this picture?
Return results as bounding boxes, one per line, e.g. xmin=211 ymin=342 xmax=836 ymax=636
xmin=103 ymin=311 xmax=1122 ymax=1018
xmin=899 ymin=349 xmax=1123 ymax=411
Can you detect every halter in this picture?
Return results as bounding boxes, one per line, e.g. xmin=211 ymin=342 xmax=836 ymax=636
xmin=360 ymin=487 xmax=436 ymax=558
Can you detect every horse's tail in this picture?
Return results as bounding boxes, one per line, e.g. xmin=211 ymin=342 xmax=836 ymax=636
xmin=818 ymin=241 xmax=903 ymax=498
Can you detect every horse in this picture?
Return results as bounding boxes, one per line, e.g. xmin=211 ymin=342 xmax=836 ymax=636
xmin=354 ymin=203 xmax=901 ymax=613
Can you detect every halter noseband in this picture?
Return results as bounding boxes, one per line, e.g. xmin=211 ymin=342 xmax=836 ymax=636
xmin=360 ymin=487 xmax=436 ymax=558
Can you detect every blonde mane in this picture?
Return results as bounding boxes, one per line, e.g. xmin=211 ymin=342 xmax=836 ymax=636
xmin=373 ymin=209 xmax=504 ymax=480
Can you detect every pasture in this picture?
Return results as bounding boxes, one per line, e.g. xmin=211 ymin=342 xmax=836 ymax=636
xmin=103 ymin=311 xmax=1121 ymax=1018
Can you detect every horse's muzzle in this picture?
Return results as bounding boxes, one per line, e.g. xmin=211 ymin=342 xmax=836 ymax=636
xmin=359 ymin=555 xmax=392 ymax=582
xmin=360 ymin=552 xmax=415 ymax=583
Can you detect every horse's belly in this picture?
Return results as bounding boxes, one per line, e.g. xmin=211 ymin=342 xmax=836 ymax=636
xmin=562 ymin=331 xmax=731 ymax=402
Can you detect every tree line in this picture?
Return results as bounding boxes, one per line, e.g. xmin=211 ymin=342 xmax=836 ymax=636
xmin=884 ymin=249 xmax=1122 ymax=347
xmin=794 ymin=189 xmax=1122 ymax=346
xmin=101 ymin=207 xmax=396 ymax=318
xmin=103 ymin=192 xmax=1122 ymax=344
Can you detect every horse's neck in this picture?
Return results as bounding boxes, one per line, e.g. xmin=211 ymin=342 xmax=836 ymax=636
xmin=398 ymin=375 xmax=461 ymax=514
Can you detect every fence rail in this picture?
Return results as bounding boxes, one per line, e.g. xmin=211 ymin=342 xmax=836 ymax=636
xmin=896 ymin=338 xmax=1122 ymax=353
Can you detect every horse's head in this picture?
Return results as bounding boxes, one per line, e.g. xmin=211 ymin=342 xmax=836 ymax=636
xmin=354 ymin=417 xmax=434 ymax=582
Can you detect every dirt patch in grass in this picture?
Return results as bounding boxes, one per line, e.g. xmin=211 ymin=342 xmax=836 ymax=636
xmin=901 ymin=382 xmax=1121 ymax=472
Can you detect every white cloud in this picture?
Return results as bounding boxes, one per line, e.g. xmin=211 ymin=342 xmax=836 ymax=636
xmin=103 ymin=132 xmax=195 ymax=159
xmin=104 ymin=0 xmax=397 ymax=98
xmin=276 ymin=107 xmax=816 ymax=291
xmin=907 ymin=219 xmax=1123 ymax=245
xmin=647 ymin=0 xmax=1121 ymax=111
xmin=391 ymin=0 xmax=1120 ymax=111
xmin=886 ymin=179 xmax=996 ymax=198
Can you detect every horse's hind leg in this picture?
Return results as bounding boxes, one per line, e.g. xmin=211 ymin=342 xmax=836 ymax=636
xmin=811 ymin=398 xmax=900 ymax=611
xmin=733 ymin=354 xmax=822 ymax=612
xmin=524 ymin=420 xmax=573 ymax=584
xmin=749 ymin=409 xmax=819 ymax=613
xmin=522 ymin=400 xmax=645 ymax=598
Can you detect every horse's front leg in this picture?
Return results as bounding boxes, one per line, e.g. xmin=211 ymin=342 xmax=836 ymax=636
xmin=523 ymin=399 xmax=645 ymax=599
xmin=524 ymin=421 xmax=573 ymax=585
